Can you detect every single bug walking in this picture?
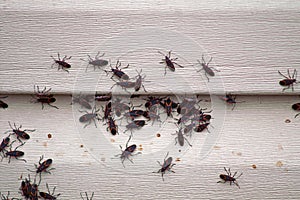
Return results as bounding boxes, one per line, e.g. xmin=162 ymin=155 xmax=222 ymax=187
xmin=28 ymin=155 xmax=55 ymax=185
xmin=80 ymin=192 xmax=94 ymax=200
xmin=2 ymin=141 xmax=26 ymax=163
xmin=32 ymin=85 xmax=58 ymax=109
xmin=105 ymin=116 xmax=118 ymax=136
xmin=172 ymin=127 xmax=192 ymax=147
xmin=5 ymin=122 xmax=35 ymax=143
xmin=79 ymin=106 xmax=100 ymax=128
xmin=0 ymin=137 xmax=11 ymax=157
xmin=278 ymin=69 xmax=299 ymax=92
xmin=220 ymin=94 xmax=245 ymax=110
xmin=217 ymin=167 xmax=243 ymax=189
xmin=292 ymin=103 xmax=300 ymax=118
xmin=124 ymin=120 xmax=147 ymax=135
xmin=160 ymin=97 xmax=178 ymax=117
xmin=0 ymin=96 xmax=8 ymax=109
xmin=159 ymin=51 xmax=184 ymax=75
xmin=114 ymin=135 xmax=141 ymax=167
xmin=154 ymin=152 xmax=176 ymax=181
xmin=39 ymin=183 xmax=61 ymax=200
xmin=51 ymin=53 xmax=72 ymax=73
xmin=80 ymin=51 xmax=108 ymax=71
xmin=196 ymin=55 xmax=220 ymax=81
xmin=134 ymin=69 xmax=147 ymax=92
xmin=105 ymin=60 xmax=130 ymax=80
xmin=72 ymin=93 xmax=93 ymax=110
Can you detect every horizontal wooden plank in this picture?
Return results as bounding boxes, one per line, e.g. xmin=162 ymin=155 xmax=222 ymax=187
xmin=0 ymin=94 xmax=299 ymax=199
xmin=1 ymin=5 xmax=300 ymax=95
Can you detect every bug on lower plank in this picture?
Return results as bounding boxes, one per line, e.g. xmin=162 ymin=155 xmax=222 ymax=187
xmin=5 ymin=122 xmax=35 ymax=143
xmin=32 ymin=85 xmax=58 ymax=109
xmin=0 ymin=191 xmax=21 ymax=200
xmin=114 ymin=135 xmax=141 ymax=167
xmin=2 ymin=141 xmax=26 ymax=163
xmin=292 ymin=103 xmax=300 ymax=118
xmin=153 ymin=152 xmax=176 ymax=181
xmin=143 ymin=106 xmax=162 ymax=125
xmin=144 ymin=96 xmax=165 ymax=109
xmin=105 ymin=116 xmax=118 ymax=135
xmin=79 ymin=106 xmax=100 ymax=128
xmin=80 ymin=192 xmax=94 ymax=200
xmin=196 ymin=55 xmax=220 ymax=82
xmin=112 ymin=98 xmax=131 ymax=117
xmin=160 ymin=97 xmax=178 ymax=117
xmin=72 ymin=93 xmax=93 ymax=110
xmin=220 ymin=93 xmax=245 ymax=110
xmin=105 ymin=60 xmax=129 ymax=80
xmin=39 ymin=183 xmax=61 ymax=200
xmin=158 ymin=50 xmax=184 ymax=75
xmin=51 ymin=52 xmax=72 ymax=73
xmin=172 ymin=127 xmax=192 ymax=147
xmin=194 ymin=122 xmax=210 ymax=133
xmin=278 ymin=69 xmax=299 ymax=92
xmin=122 ymin=108 xmax=146 ymax=121
xmin=0 ymin=96 xmax=8 ymax=109
xmin=217 ymin=167 xmax=243 ymax=189
xmin=101 ymin=101 xmax=112 ymax=121
xmin=124 ymin=120 xmax=147 ymax=135
xmin=0 ymin=137 xmax=11 ymax=157
xmin=80 ymin=51 xmax=108 ymax=72
xmin=28 ymin=155 xmax=55 ymax=185
xmin=134 ymin=69 xmax=147 ymax=92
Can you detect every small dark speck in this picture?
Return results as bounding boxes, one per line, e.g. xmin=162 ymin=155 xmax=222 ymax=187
xmin=156 ymin=133 xmax=161 ymax=137
xmin=48 ymin=134 xmax=52 ymax=139
xmin=179 ymin=149 xmax=181 ymax=152
xmin=285 ymin=119 xmax=291 ymax=123
xmin=80 ymin=144 xmax=84 ymax=148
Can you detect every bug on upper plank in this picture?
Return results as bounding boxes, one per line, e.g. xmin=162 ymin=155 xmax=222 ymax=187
xmin=218 ymin=167 xmax=243 ymax=189
xmin=95 ymin=92 xmax=112 ymax=102
xmin=114 ymin=135 xmax=141 ymax=167
xmin=134 ymin=69 xmax=147 ymax=92
xmin=0 ymin=191 xmax=21 ymax=200
xmin=39 ymin=183 xmax=61 ymax=200
xmin=160 ymin=97 xmax=178 ymax=117
xmin=124 ymin=120 xmax=147 ymax=135
xmin=80 ymin=51 xmax=108 ymax=72
xmin=110 ymin=80 xmax=136 ymax=93
xmin=158 ymin=50 xmax=184 ymax=75
xmin=172 ymin=126 xmax=192 ymax=147
xmin=32 ymin=85 xmax=58 ymax=109
xmin=278 ymin=69 xmax=299 ymax=92
xmin=2 ymin=141 xmax=26 ymax=163
xmin=0 ymin=96 xmax=8 ymax=109
xmin=80 ymin=192 xmax=94 ymax=200
xmin=72 ymin=93 xmax=93 ymax=110
xmin=153 ymin=152 xmax=176 ymax=181
xmin=220 ymin=93 xmax=245 ymax=110
xmin=0 ymin=137 xmax=11 ymax=157
xmin=144 ymin=96 xmax=165 ymax=110
xmin=292 ymin=103 xmax=300 ymax=118
xmin=105 ymin=60 xmax=129 ymax=80
xmin=51 ymin=52 xmax=72 ymax=73
xmin=105 ymin=116 xmax=118 ymax=135
xmin=100 ymin=101 xmax=112 ymax=121
xmin=5 ymin=121 xmax=35 ymax=144
xmin=79 ymin=106 xmax=100 ymax=128
xmin=196 ymin=55 xmax=220 ymax=82
xmin=28 ymin=155 xmax=55 ymax=185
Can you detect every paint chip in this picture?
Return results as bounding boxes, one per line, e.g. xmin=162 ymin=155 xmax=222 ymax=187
xmin=176 ymin=158 xmax=181 ymax=162
xmin=111 ymin=139 xmax=115 ymax=143
xmin=156 ymin=133 xmax=161 ymax=137
xmin=276 ymin=161 xmax=283 ymax=167
xmin=252 ymin=164 xmax=257 ymax=169
xmin=80 ymin=144 xmax=84 ymax=148
xmin=47 ymin=134 xmax=52 ymax=139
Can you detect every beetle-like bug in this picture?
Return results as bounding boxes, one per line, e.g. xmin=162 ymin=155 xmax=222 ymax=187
xmin=220 ymin=94 xmax=245 ymax=110
xmin=144 ymin=96 xmax=165 ymax=109
xmin=51 ymin=53 xmax=72 ymax=73
xmin=217 ymin=167 xmax=243 ymax=189
xmin=134 ymin=69 xmax=147 ymax=92
xmin=32 ymin=85 xmax=58 ymax=109
xmin=0 ymin=191 xmax=21 ymax=200
xmin=20 ymin=176 xmax=32 ymax=199
xmin=95 ymin=92 xmax=112 ymax=102
xmin=80 ymin=192 xmax=94 ymax=200
xmin=194 ymin=122 xmax=210 ymax=133
xmin=172 ymin=127 xmax=192 ymax=147
xmin=154 ymin=152 xmax=176 ymax=181
xmin=79 ymin=106 xmax=100 ymax=128
xmin=160 ymin=97 xmax=178 ymax=117
xmin=158 ymin=51 xmax=184 ymax=75
xmin=105 ymin=60 xmax=129 ymax=80
xmin=278 ymin=69 xmax=299 ymax=92
xmin=39 ymin=183 xmax=61 ymax=200
xmin=2 ymin=141 xmax=26 ymax=163
xmin=292 ymin=103 xmax=300 ymax=118
xmin=124 ymin=120 xmax=147 ymax=135
xmin=101 ymin=101 xmax=112 ymax=121
xmin=80 ymin=51 xmax=108 ymax=72
xmin=28 ymin=155 xmax=55 ymax=185
xmin=106 ymin=116 xmax=118 ymax=135
xmin=196 ymin=55 xmax=220 ymax=82
xmin=5 ymin=122 xmax=35 ymax=143
xmin=0 ymin=137 xmax=10 ymax=157
xmin=114 ymin=136 xmax=141 ymax=167
xmin=0 ymin=96 xmax=8 ymax=109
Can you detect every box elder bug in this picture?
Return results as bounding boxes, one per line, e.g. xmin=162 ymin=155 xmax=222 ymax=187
xmin=217 ymin=167 xmax=243 ymax=189
xmin=278 ymin=69 xmax=299 ymax=92
xmin=153 ymin=152 xmax=176 ymax=181
xmin=72 ymin=93 xmax=93 ymax=110
xmin=134 ymin=69 xmax=147 ymax=92
xmin=158 ymin=51 xmax=184 ymax=75
xmin=5 ymin=121 xmax=35 ymax=144
xmin=220 ymin=93 xmax=245 ymax=110
xmin=292 ymin=103 xmax=300 ymax=118
xmin=172 ymin=127 xmax=192 ymax=147
xmin=51 ymin=52 xmax=72 ymax=73
xmin=105 ymin=60 xmax=129 ymax=80
xmin=95 ymin=92 xmax=112 ymax=102
xmin=28 ymin=155 xmax=55 ymax=185
xmin=196 ymin=55 xmax=220 ymax=82
xmin=32 ymin=85 xmax=58 ymax=109
xmin=110 ymin=80 xmax=136 ymax=93
xmin=194 ymin=122 xmax=211 ymax=133
xmin=2 ymin=141 xmax=26 ymax=163
xmin=100 ymin=101 xmax=112 ymax=121
xmin=112 ymin=98 xmax=131 ymax=117
xmin=80 ymin=51 xmax=108 ymax=72
xmin=79 ymin=106 xmax=100 ymax=128
xmin=39 ymin=183 xmax=61 ymax=200
xmin=80 ymin=192 xmax=94 ymax=200
xmin=124 ymin=120 xmax=147 ymax=135
xmin=0 ymin=96 xmax=8 ymax=109
xmin=144 ymin=96 xmax=165 ymax=110
xmin=160 ymin=97 xmax=178 ymax=117
xmin=105 ymin=116 xmax=118 ymax=135
xmin=0 ymin=137 xmax=11 ymax=157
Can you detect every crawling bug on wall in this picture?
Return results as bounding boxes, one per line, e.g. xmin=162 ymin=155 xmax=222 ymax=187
xmin=218 ymin=167 xmax=243 ymax=189
xmin=292 ymin=103 xmax=300 ymax=118
xmin=194 ymin=122 xmax=211 ymax=133
xmin=51 ymin=53 xmax=72 ymax=73
xmin=143 ymin=106 xmax=162 ymax=125
xmin=112 ymin=98 xmax=131 ymax=117
xmin=80 ymin=192 xmax=94 ymax=200
xmin=2 ymin=141 xmax=26 ymax=163
xmin=172 ymin=127 xmax=192 ymax=147
xmin=278 ymin=69 xmax=299 ymax=92
xmin=28 ymin=155 xmax=54 ymax=185
xmin=101 ymin=101 xmax=112 ymax=121
xmin=114 ymin=135 xmax=140 ymax=167
xmin=80 ymin=51 xmax=108 ymax=72
xmin=29 ymin=183 xmax=39 ymax=200
xmin=122 ymin=108 xmax=146 ymax=121
xmin=196 ymin=55 xmax=220 ymax=81
xmin=220 ymin=94 xmax=245 ymax=110
xmin=160 ymin=97 xmax=178 ymax=117
xmin=95 ymin=92 xmax=112 ymax=102
xmin=5 ymin=122 xmax=35 ymax=143
xmin=32 ymin=85 xmax=58 ymax=109
xmin=144 ymin=96 xmax=165 ymax=109
xmin=0 ymin=96 xmax=8 ymax=109
xmin=105 ymin=60 xmax=129 ymax=80
xmin=0 ymin=191 xmax=21 ymax=200
xmin=39 ymin=183 xmax=61 ymax=200
xmin=124 ymin=120 xmax=147 ymax=135
xmin=72 ymin=93 xmax=93 ymax=110
xmin=110 ymin=80 xmax=136 ymax=93
xmin=105 ymin=116 xmax=118 ymax=135
xmin=154 ymin=152 xmax=176 ymax=181
xmin=20 ymin=176 xmax=31 ymax=199
xmin=159 ymin=51 xmax=184 ymax=75
xmin=134 ymin=69 xmax=147 ymax=92
xmin=0 ymin=137 xmax=11 ymax=157
xmin=79 ymin=106 xmax=100 ymax=128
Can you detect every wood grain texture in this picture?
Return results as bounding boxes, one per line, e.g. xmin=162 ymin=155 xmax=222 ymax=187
xmin=0 ymin=95 xmax=299 ymax=199
xmin=1 ymin=1 xmax=300 ymax=94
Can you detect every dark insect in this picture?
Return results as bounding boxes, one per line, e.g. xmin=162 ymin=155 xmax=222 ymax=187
xmin=220 ymin=94 xmax=244 ymax=110
xmin=72 ymin=93 xmax=93 ymax=110
xmin=101 ymin=102 xmax=112 ymax=121
xmin=0 ymin=191 xmax=21 ymax=200
xmin=51 ymin=52 xmax=72 ymax=73
xmin=114 ymin=136 xmax=141 ymax=167
xmin=177 ymin=97 xmax=201 ymax=115
xmin=32 ymin=85 xmax=58 ymax=109
xmin=123 ymin=108 xmax=145 ymax=121
xmin=105 ymin=60 xmax=129 ymax=80
xmin=80 ymin=192 xmax=94 ymax=200
xmin=0 ymin=96 xmax=8 ymax=109
xmin=28 ymin=155 xmax=55 ymax=185
xmin=196 ymin=55 xmax=220 ymax=81
xmin=2 ymin=141 xmax=26 ymax=163
xmin=278 ymin=69 xmax=298 ymax=92
xmin=95 ymin=92 xmax=112 ymax=102
xmin=112 ymin=98 xmax=131 ymax=117
xmin=0 ymin=137 xmax=11 ymax=157
xmin=130 ymin=94 xmax=141 ymax=98
xmin=218 ymin=167 xmax=243 ymax=189
xmin=144 ymin=96 xmax=165 ymax=109
xmin=134 ymin=69 xmax=147 ymax=92
xmin=159 ymin=51 xmax=184 ymax=75
xmin=194 ymin=122 xmax=210 ymax=133
xmin=124 ymin=120 xmax=147 ymax=135
xmin=5 ymin=121 xmax=35 ymax=143
xmin=20 ymin=176 xmax=32 ymax=199
xmin=153 ymin=152 xmax=176 ymax=181
xmin=183 ymin=122 xmax=197 ymax=135
xmin=80 ymin=51 xmax=108 ymax=71
xmin=79 ymin=106 xmax=100 ymax=128
xmin=29 ymin=183 xmax=39 ymax=200
xmin=160 ymin=97 xmax=178 ymax=117
xmin=172 ymin=127 xmax=192 ymax=147
xmin=39 ymin=183 xmax=61 ymax=200
xmin=292 ymin=103 xmax=300 ymax=118
xmin=106 ymin=116 xmax=118 ymax=135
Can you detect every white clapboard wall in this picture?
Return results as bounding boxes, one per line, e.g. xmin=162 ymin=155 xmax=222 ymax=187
xmin=0 ymin=1 xmax=300 ymax=199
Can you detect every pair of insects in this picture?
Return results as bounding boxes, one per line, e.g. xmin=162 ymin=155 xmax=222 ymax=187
xmin=32 ymin=85 xmax=58 ymax=109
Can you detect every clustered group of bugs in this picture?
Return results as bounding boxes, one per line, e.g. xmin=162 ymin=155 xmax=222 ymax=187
xmin=1 ymin=50 xmax=299 ymax=198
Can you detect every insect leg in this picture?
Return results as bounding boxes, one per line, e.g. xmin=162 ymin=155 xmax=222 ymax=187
xmin=278 ymin=70 xmax=289 ymax=79
xmin=47 ymin=103 xmax=59 ymax=109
